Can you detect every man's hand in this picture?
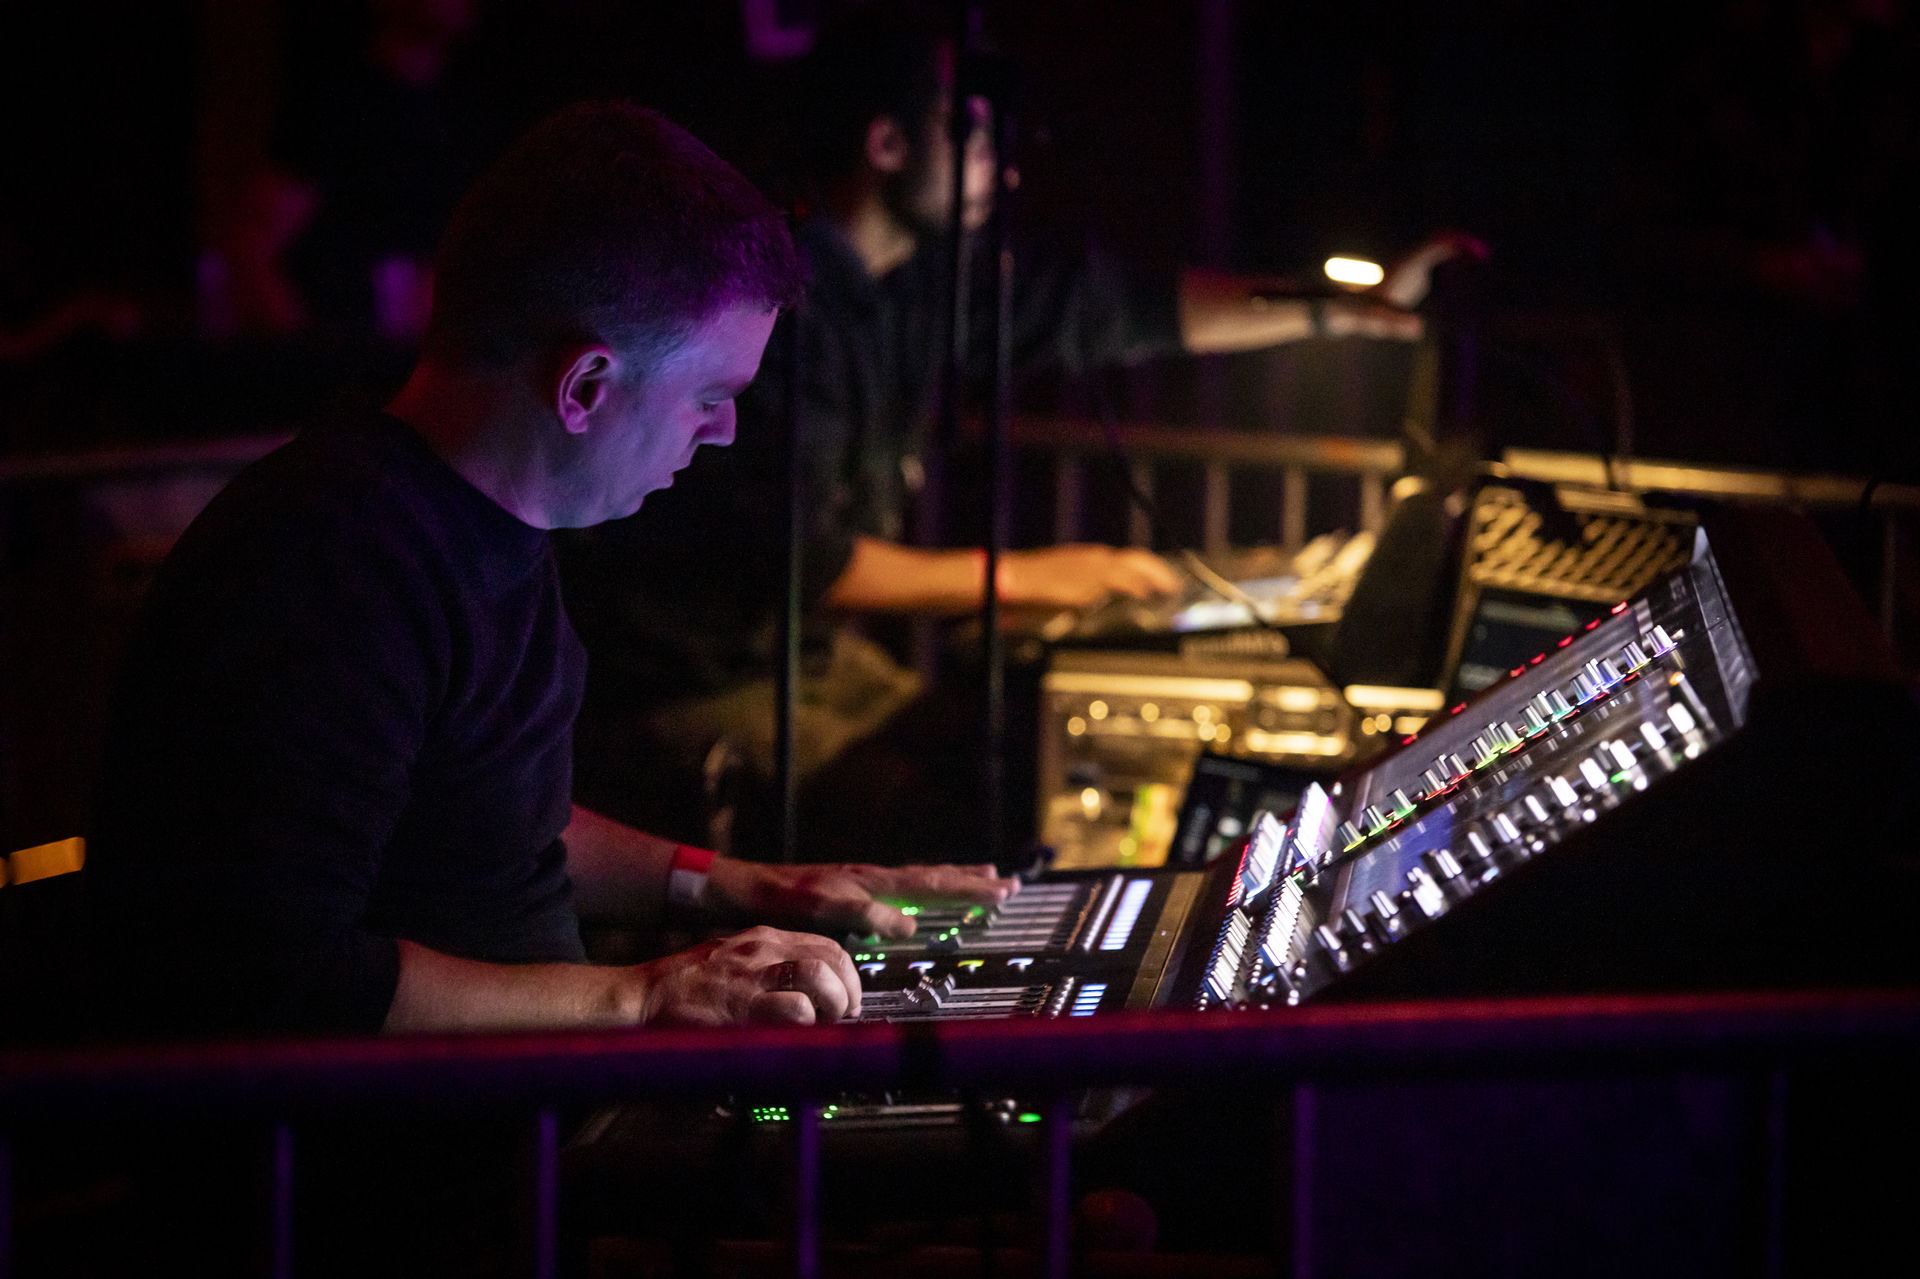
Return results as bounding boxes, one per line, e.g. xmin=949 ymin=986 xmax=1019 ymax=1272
xmin=707 ymin=858 xmax=1020 ymax=941
xmin=999 ymin=544 xmax=1181 ymax=611
xmin=1376 ymin=230 xmax=1490 ymax=310
xmin=631 ymin=926 xmax=866 ymax=1026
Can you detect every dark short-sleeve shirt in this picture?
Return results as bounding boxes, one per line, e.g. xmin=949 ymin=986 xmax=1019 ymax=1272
xmin=556 ymin=217 xmax=1183 ymax=715
xmin=89 ymin=413 xmax=586 ymax=1038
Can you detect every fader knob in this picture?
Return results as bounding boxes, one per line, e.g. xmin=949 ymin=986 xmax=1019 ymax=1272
xmin=1491 ymin=811 xmax=1523 ymax=845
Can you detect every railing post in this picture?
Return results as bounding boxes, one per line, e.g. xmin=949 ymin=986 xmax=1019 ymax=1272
xmin=1042 ymin=1093 xmax=1074 ymax=1279
xmin=792 ymin=1100 xmax=820 ymax=1279
xmin=1128 ymin=461 xmax=1154 ymax=547
xmin=1204 ymin=460 xmax=1231 ymax=556
xmin=1283 ymin=465 xmax=1308 ymax=550
xmin=1290 ymin=1082 xmax=1316 ymax=1279
xmin=1054 ymin=452 xmax=1084 ymax=544
xmin=1880 ymin=514 xmax=1899 ymax=650
xmin=1 ymin=1134 xmax=12 ymax=1279
xmin=529 ymin=1108 xmax=559 ymax=1279
xmin=1761 ymin=1069 xmax=1789 ymax=1279
xmin=270 ymin=1122 xmax=293 ymax=1279
xmin=1360 ymin=471 xmax=1385 ymax=535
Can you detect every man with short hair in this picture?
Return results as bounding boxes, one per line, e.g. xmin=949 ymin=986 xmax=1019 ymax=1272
xmin=88 ymin=100 xmax=1015 ymax=1040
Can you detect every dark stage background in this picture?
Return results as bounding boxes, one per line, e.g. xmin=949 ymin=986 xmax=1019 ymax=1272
xmin=3 ymin=0 xmax=1917 ymax=847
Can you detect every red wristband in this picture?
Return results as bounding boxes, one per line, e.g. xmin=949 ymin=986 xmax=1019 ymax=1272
xmin=974 ymin=547 xmax=1008 ymax=600
xmin=667 ymin=844 xmax=715 ymax=912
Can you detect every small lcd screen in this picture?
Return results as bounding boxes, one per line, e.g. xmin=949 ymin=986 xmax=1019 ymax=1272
xmin=1448 ymin=588 xmax=1611 ymax=703
xmin=1168 ymin=752 xmax=1318 ymax=868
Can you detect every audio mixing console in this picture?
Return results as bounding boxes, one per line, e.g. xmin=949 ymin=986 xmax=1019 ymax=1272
xmin=571 ymin=507 xmax=1915 ymax=1211
xmin=843 ymin=506 xmax=1915 ymax=1030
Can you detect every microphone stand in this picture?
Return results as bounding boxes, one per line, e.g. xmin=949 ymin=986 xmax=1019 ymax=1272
xmin=978 ymin=55 xmax=1018 ymax=873
xmin=773 ymin=299 xmax=804 ymax=864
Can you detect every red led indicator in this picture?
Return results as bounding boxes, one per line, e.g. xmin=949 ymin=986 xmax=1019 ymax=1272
xmin=1556 ymin=636 xmax=1573 ymax=648
xmin=1450 ymin=704 xmax=1466 ymax=716
xmin=1402 ymin=735 xmax=1418 ymax=746
xmin=1530 ymin=653 xmax=1546 ymax=665
xmin=1509 ymin=667 xmax=1524 ymax=678
xmin=1584 ymin=619 xmax=1601 ymax=631
xmin=1611 ymin=601 xmax=1629 ymax=615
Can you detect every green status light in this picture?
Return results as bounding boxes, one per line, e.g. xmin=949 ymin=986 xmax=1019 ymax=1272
xmin=900 ymin=905 xmax=920 ymax=916
xmin=1016 ymin=1112 xmax=1043 ymax=1124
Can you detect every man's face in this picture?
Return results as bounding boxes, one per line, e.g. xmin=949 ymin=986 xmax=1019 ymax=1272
xmin=577 ymin=301 xmax=777 ymax=525
xmin=890 ymin=92 xmax=995 ymax=238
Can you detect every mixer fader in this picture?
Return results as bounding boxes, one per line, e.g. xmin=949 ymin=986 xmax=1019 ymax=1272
xmin=850 ymin=871 xmax=1207 ymax=1021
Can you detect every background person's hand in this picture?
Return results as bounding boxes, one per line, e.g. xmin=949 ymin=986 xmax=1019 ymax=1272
xmin=997 ymin=544 xmax=1181 ymax=610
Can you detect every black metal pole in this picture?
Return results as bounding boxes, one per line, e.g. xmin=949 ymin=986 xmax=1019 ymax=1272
xmin=775 ymin=304 xmax=804 ymax=864
xmin=982 ymin=80 xmax=1017 ymax=872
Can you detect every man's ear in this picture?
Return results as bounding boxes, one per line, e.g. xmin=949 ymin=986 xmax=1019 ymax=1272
xmin=864 ymin=115 xmax=910 ymax=175
xmin=555 ymin=345 xmax=618 ymax=436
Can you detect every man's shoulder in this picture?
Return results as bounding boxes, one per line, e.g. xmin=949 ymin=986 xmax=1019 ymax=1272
xmin=164 ymin=414 xmax=469 ymax=593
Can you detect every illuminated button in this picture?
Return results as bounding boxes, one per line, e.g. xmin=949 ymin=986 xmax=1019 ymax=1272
xmin=1491 ymin=812 xmax=1522 ymax=845
xmin=1667 ymin=702 xmax=1698 ymax=734
xmin=908 ymin=960 xmax=935 ymax=974
xmin=1405 ymin=867 xmax=1447 ymax=918
xmin=1524 ymin=793 xmax=1550 ymax=824
xmin=1603 ymin=739 xmax=1636 ymax=772
xmin=1639 ymin=722 xmax=1666 ymax=752
xmin=858 ymin=962 xmax=886 ymax=976
xmin=1548 ymin=775 xmax=1580 ymax=809
xmin=1007 ymin=957 xmax=1034 ymax=972
xmin=1579 ymin=757 xmax=1610 ymax=791
xmin=958 ymin=959 xmax=985 ymax=972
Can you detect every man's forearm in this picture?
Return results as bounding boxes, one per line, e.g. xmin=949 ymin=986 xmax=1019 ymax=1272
xmin=564 ymin=804 xmax=683 ymax=927
xmin=1178 ymin=268 xmax=1318 ymax=353
xmin=384 ymin=939 xmax=645 ymax=1032
xmin=822 ymin=536 xmax=988 ymax=613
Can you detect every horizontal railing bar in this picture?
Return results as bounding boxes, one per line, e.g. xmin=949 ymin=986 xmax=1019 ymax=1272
xmin=0 ymin=434 xmax=290 ymax=487
xmin=1500 ymin=449 xmax=1920 ymax=511
xmin=1010 ymin=417 xmax=1404 ymax=474
xmin=4 ymin=989 xmax=1916 ymax=1121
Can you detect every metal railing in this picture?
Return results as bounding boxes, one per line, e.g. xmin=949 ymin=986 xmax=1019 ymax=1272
xmin=1013 ymin=415 xmax=1920 ymax=649
xmin=4 ymin=988 xmax=1919 ymax=1279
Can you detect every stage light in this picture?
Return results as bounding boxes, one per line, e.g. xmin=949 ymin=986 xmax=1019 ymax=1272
xmin=1324 ymin=256 xmax=1385 ymax=287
